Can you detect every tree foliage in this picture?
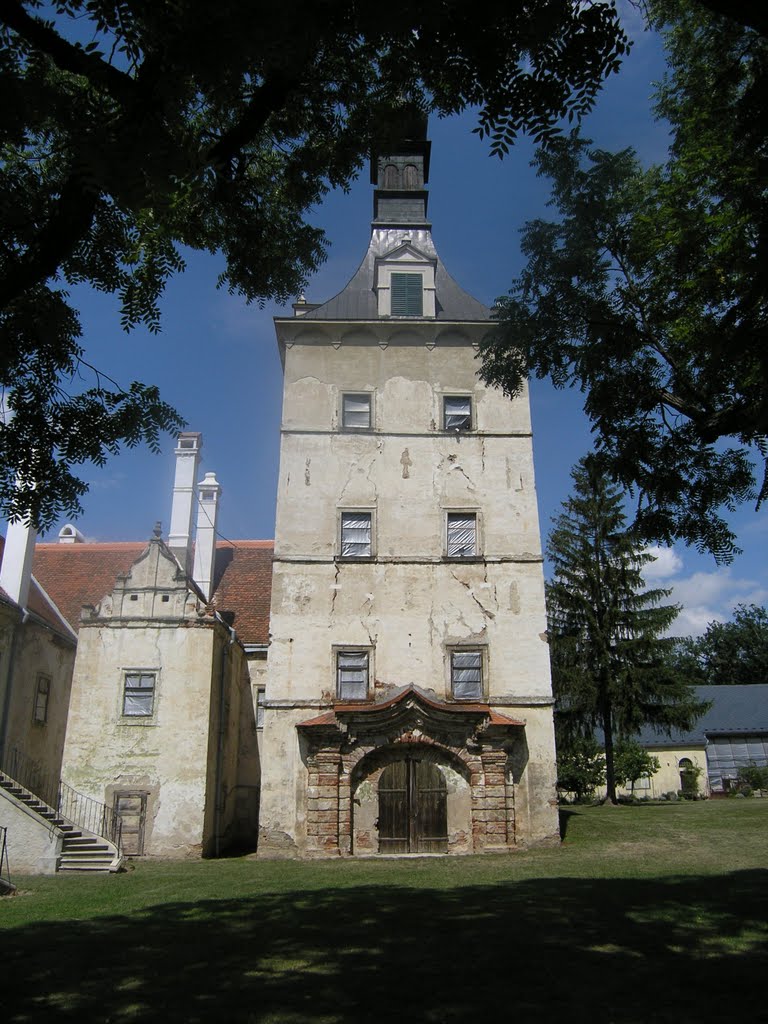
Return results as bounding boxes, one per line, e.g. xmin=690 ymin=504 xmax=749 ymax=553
xmin=0 ymin=0 xmax=630 ymax=528
xmin=548 ymin=457 xmax=707 ymax=804
xmin=555 ymin=736 xmax=606 ymax=802
xmin=670 ymin=604 xmax=768 ymax=685
xmin=481 ymin=0 xmax=768 ymax=561
xmin=613 ymin=740 xmax=660 ymax=793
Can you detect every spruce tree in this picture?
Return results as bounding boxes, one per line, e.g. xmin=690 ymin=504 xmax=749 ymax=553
xmin=547 ymin=457 xmax=707 ymax=803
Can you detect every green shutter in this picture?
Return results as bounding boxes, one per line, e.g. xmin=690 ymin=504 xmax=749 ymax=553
xmin=391 ymin=273 xmax=423 ymax=316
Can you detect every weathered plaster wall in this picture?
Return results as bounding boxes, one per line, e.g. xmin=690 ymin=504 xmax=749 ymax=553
xmin=260 ymin=333 xmax=559 ymax=855
xmin=0 ymin=604 xmax=75 ymax=789
xmin=62 ymin=620 xmax=218 ymax=858
xmin=0 ymin=787 xmax=62 ymax=874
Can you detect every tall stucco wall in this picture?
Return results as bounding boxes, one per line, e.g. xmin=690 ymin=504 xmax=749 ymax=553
xmin=260 ymin=333 xmax=558 ymax=853
xmin=0 ymin=608 xmax=75 ymax=790
xmin=62 ymin=622 xmax=218 ymax=857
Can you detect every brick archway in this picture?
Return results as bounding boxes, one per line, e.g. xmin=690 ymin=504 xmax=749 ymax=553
xmin=298 ymin=686 xmax=523 ymax=856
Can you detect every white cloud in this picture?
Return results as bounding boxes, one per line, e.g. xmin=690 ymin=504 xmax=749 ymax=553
xmin=640 ymin=546 xmax=768 ymax=637
xmin=642 ymin=545 xmax=683 ymax=582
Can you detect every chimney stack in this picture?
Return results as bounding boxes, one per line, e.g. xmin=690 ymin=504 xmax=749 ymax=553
xmin=0 ymin=518 xmax=37 ymax=609
xmin=168 ymin=432 xmax=202 ymax=573
xmin=192 ymin=472 xmax=221 ymax=601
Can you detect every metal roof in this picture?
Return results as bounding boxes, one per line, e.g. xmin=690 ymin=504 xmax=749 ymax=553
xmin=632 ymin=685 xmax=768 ymax=747
xmin=301 ymin=227 xmax=490 ymax=323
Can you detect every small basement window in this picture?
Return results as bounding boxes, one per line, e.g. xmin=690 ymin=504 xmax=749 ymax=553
xmin=342 ymin=393 xmax=372 ymax=430
xmin=33 ymin=675 xmax=50 ymax=724
xmin=390 ymin=273 xmax=423 ymax=316
xmin=446 ymin=513 xmax=477 ymax=558
xmin=451 ymin=651 xmax=483 ymax=700
xmin=340 ymin=511 xmax=372 ymax=558
xmin=123 ymin=672 xmax=156 ymax=717
xmin=444 ymin=395 xmax=472 ymax=431
xmin=337 ymin=651 xmax=369 ymax=700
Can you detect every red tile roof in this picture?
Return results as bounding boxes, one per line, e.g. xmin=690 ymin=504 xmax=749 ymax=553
xmin=0 ymin=536 xmax=75 ymax=640
xmin=210 ymin=541 xmax=274 ymax=644
xmin=29 ymin=538 xmax=274 ymax=645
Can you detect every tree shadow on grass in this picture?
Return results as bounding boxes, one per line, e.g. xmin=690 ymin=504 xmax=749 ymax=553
xmin=4 ymin=870 xmax=767 ymax=1023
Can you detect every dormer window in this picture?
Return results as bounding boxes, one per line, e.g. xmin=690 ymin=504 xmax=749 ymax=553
xmin=391 ymin=273 xmax=423 ymax=316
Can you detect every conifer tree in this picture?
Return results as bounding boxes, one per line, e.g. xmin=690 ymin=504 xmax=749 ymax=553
xmin=547 ymin=457 xmax=707 ymax=803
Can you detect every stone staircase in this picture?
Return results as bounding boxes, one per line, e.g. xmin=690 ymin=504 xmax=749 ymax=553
xmin=0 ymin=772 xmax=123 ymax=873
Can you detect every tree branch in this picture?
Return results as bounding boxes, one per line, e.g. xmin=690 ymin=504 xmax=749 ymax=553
xmin=0 ymin=0 xmax=135 ymax=102
xmin=0 ymin=173 xmax=98 ymax=309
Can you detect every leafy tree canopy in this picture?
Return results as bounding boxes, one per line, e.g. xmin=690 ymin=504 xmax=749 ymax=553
xmin=549 ymin=456 xmax=708 ymax=803
xmin=613 ymin=740 xmax=660 ymax=792
xmin=0 ymin=0 xmax=631 ymax=529
xmin=670 ymin=604 xmax=768 ymax=684
xmin=556 ymin=736 xmax=606 ymax=802
xmin=481 ymin=0 xmax=768 ymax=561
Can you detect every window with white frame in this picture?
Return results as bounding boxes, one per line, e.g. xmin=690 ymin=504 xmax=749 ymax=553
xmin=122 ymin=672 xmax=156 ymax=717
xmin=336 ymin=650 xmax=369 ymax=700
xmin=340 ymin=511 xmax=372 ymax=558
xmin=342 ymin=393 xmax=372 ymax=430
xmin=33 ymin=675 xmax=50 ymax=724
xmin=390 ymin=272 xmax=423 ymax=316
xmin=443 ymin=395 xmax=472 ymax=431
xmin=446 ymin=512 xmax=477 ymax=558
xmin=255 ymin=687 xmax=265 ymax=729
xmin=451 ymin=650 xmax=483 ymax=700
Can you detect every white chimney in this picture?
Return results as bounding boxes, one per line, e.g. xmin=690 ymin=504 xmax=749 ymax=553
xmin=168 ymin=432 xmax=202 ymax=572
xmin=0 ymin=518 xmax=37 ymax=608
xmin=192 ymin=472 xmax=221 ymax=601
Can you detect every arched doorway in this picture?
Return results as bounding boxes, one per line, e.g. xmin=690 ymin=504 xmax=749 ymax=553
xmin=378 ymin=757 xmax=447 ymax=854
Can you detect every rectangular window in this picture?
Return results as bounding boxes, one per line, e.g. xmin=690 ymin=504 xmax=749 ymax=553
xmin=342 ymin=393 xmax=372 ymax=430
xmin=340 ymin=511 xmax=372 ymax=558
xmin=446 ymin=512 xmax=477 ymax=558
xmin=391 ymin=273 xmax=423 ymax=316
xmin=451 ymin=651 xmax=483 ymax=700
xmin=443 ymin=395 xmax=472 ymax=431
xmin=255 ymin=688 xmax=265 ymax=729
xmin=122 ymin=672 xmax=156 ymax=717
xmin=337 ymin=651 xmax=369 ymax=700
xmin=33 ymin=675 xmax=50 ymax=724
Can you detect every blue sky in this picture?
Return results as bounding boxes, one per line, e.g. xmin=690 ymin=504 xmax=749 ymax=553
xmin=11 ymin=4 xmax=768 ymax=636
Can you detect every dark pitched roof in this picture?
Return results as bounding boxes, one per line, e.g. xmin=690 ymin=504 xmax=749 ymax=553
xmin=633 ymin=685 xmax=768 ymax=748
xmin=30 ymin=538 xmax=274 ymax=646
xmin=301 ymin=230 xmax=490 ymax=323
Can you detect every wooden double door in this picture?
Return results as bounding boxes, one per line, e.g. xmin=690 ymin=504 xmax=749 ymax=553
xmin=378 ymin=758 xmax=448 ymax=854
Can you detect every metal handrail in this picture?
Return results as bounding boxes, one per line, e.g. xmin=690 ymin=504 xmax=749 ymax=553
xmin=0 ymin=747 xmax=122 ymax=855
xmin=0 ymin=825 xmax=11 ymax=888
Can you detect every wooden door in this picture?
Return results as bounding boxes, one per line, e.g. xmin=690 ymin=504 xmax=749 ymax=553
xmin=113 ymin=791 xmax=147 ymax=856
xmin=378 ymin=759 xmax=447 ymax=854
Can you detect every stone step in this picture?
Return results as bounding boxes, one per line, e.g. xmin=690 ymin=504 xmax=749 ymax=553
xmin=59 ymin=862 xmax=115 ymax=872
xmin=63 ymin=842 xmax=110 ymax=853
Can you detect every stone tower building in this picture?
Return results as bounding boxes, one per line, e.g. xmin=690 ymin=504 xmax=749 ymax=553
xmin=258 ymin=112 xmax=558 ymax=857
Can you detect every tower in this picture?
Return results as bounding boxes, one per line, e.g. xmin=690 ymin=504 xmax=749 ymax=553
xmin=259 ymin=111 xmax=558 ymax=857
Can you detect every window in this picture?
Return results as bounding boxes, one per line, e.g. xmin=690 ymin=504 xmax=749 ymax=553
xmin=443 ymin=395 xmax=472 ymax=431
xmin=451 ymin=650 xmax=483 ymax=700
xmin=33 ymin=675 xmax=50 ymax=724
xmin=340 ymin=511 xmax=372 ymax=558
xmin=337 ymin=651 xmax=369 ymax=700
xmin=446 ymin=513 xmax=477 ymax=558
xmin=122 ymin=672 xmax=156 ymax=717
xmin=342 ymin=393 xmax=372 ymax=430
xmin=256 ymin=688 xmax=265 ymax=729
xmin=390 ymin=273 xmax=423 ymax=316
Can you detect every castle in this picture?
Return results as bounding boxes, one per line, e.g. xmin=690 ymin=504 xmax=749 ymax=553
xmin=0 ymin=115 xmax=558 ymax=871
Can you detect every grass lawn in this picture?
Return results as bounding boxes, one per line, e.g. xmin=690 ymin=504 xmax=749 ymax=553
xmin=2 ymin=800 xmax=766 ymax=1023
